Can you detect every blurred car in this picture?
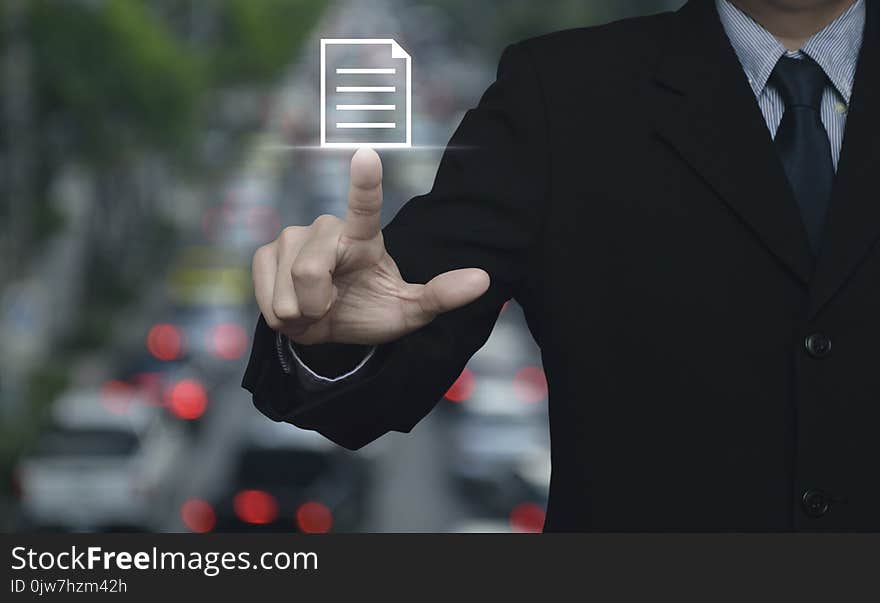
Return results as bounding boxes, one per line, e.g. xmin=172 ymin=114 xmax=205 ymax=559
xmin=208 ymin=414 xmax=370 ymax=533
xmin=161 ymin=304 xmax=252 ymax=367
xmin=118 ymin=294 xmax=251 ymax=434
xmin=449 ymin=519 xmax=512 ymax=533
xmin=446 ymin=374 xmax=550 ymax=517
xmin=15 ymin=387 xmax=188 ymax=532
xmin=157 ymin=245 xmax=254 ymax=375
xmin=113 ymin=346 xmax=217 ymax=436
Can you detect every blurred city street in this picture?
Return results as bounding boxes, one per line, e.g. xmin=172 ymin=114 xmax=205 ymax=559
xmin=1 ymin=0 xmax=680 ymax=533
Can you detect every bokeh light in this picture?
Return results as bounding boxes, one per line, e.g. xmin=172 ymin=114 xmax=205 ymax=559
xmin=167 ymin=379 xmax=208 ymax=420
xmin=296 ymin=501 xmax=333 ymax=534
xmin=208 ymin=322 xmax=249 ymax=360
xmin=509 ymin=502 xmax=545 ymax=533
xmin=181 ymin=499 xmax=216 ymax=533
xmin=512 ymin=366 xmax=548 ymax=404
xmin=445 ymin=368 xmax=476 ymax=403
xmin=146 ymin=323 xmax=183 ymax=361
xmin=234 ymin=490 xmax=279 ymax=525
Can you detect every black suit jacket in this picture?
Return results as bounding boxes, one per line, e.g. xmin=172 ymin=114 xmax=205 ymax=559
xmin=243 ymin=0 xmax=880 ymax=532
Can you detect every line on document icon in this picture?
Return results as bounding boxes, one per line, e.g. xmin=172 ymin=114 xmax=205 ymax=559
xmin=336 ymin=123 xmax=397 ymax=129
xmin=336 ymin=105 xmax=396 ymax=111
xmin=336 ymin=68 xmax=397 ymax=74
xmin=335 ymin=86 xmax=396 ymax=93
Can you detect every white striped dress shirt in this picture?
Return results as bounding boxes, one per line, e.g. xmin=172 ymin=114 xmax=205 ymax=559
xmin=716 ymin=0 xmax=866 ymax=170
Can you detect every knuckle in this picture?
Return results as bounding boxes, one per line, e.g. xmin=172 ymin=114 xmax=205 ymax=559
xmin=347 ymin=202 xmax=378 ymax=218
xmin=292 ymin=259 xmax=328 ymax=283
xmin=272 ymin=300 xmax=301 ymax=322
xmin=263 ymin=314 xmax=284 ymax=331
xmin=312 ymin=213 xmax=340 ymax=229
xmin=253 ymin=243 xmax=272 ymax=266
xmin=299 ymin=303 xmax=328 ymax=321
xmin=279 ymin=225 xmax=304 ymax=247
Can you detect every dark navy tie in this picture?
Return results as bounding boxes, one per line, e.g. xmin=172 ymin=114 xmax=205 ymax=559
xmin=770 ymin=55 xmax=835 ymax=256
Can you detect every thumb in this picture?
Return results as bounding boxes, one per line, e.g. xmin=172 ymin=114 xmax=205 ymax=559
xmin=413 ymin=268 xmax=491 ymax=319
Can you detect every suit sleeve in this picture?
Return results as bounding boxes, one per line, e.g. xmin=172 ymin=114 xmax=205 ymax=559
xmin=241 ymin=41 xmax=550 ymax=450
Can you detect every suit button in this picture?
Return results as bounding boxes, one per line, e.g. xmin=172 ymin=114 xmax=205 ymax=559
xmin=805 ymin=333 xmax=832 ymax=358
xmin=801 ymin=489 xmax=831 ymax=518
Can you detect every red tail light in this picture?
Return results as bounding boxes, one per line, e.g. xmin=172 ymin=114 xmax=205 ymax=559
xmin=208 ymin=322 xmax=249 ymax=360
xmin=181 ymin=499 xmax=215 ymax=533
xmin=147 ymin=323 xmax=183 ymax=361
xmin=234 ymin=490 xmax=279 ymax=525
xmin=167 ymin=379 xmax=208 ymax=420
xmin=512 ymin=366 xmax=548 ymax=403
xmin=445 ymin=368 xmax=476 ymax=403
xmin=295 ymin=501 xmax=333 ymax=533
xmin=509 ymin=502 xmax=545 ymax=533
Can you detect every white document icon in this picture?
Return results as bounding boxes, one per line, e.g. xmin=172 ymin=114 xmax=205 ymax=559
xmin=320 ymin=39 xmax=412 ymax=148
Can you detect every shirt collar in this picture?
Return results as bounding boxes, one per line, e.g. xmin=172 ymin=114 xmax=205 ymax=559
xmin=716 ymin=0 xmax=865 ymax=104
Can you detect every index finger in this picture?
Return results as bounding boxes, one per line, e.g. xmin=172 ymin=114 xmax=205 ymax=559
xmin=344 ymin=147 xmax=383 ymax=241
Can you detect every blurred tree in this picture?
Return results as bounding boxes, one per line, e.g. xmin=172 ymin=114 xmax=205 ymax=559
xmin=2 ymin=0 xmax=328 ymax=276
xmin=209 ymin=0 xmax=326 ymax=84
xmin=29 ymin=0 xmax=203 ymax=160
xmin=1 ymin=0 xmax=205 ymax=289
xmin=21 ymin=1 xmax=208 ymax=362
xmin=1 ymin=0 xmax=34 ymax=276
xmin=151 ymin=0 xmax=326 ymax=85
xmin=0 ymin=0 xmax=328 ymax=437
xmin=1 ymin=0 xmax=328 ymax=307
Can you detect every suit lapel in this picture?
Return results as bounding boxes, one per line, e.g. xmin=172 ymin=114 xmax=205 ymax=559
xmin=808 ymin=0 xmax=880 ymax=318
xmin=650 ymin=0 xmax=814 ymax=286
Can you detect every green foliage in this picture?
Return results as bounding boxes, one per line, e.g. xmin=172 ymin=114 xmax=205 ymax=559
xmin=30 ymin=196 xmax=67 ymax=243
xmin=28 ymin=0 xmax=204 ymax=159
xmin=0 ymin=364 xmax=70 ymax=497
xmin=210 ymin=0 xmax=326 ymax=84
xmin=13 ymin=0 xmax=328 ymax=159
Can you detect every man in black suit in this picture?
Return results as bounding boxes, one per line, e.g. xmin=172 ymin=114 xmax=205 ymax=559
xmin=244 ymin=0 xmax=880 ymax=531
